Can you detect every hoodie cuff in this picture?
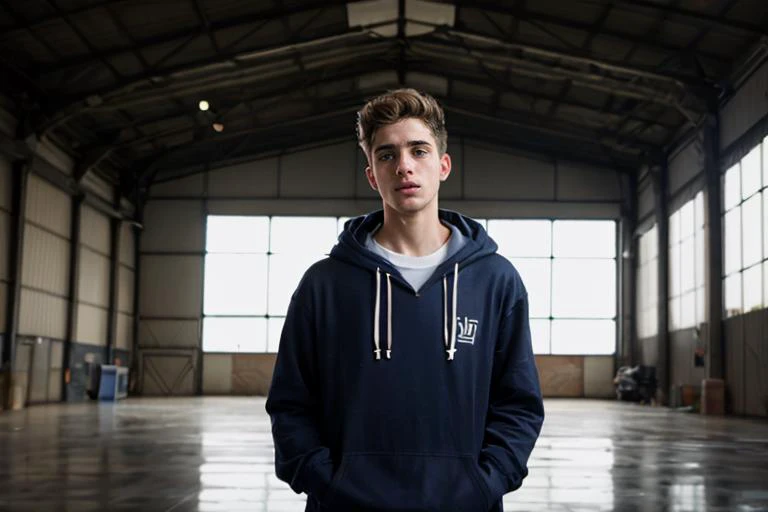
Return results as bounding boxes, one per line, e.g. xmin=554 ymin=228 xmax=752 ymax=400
xmin=299 ymin=456 xmax=334 ymax=501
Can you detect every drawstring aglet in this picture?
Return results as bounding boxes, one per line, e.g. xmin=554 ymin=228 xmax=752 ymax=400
xmin=374 ymin=349 xmax=382 ymax=360
xmin=386 ymin=349 xmax=391 ymax=359
xmin=446 ymin=348 xmax=456 ymax=361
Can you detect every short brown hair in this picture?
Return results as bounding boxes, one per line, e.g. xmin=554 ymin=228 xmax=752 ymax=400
xmin=356 ymin=88 xmax=448 ymax=156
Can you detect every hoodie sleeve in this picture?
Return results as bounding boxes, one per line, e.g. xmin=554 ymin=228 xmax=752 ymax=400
xmin=478 ymin=291 xmax=544 ymax=502
xmin=265 ymin=291 xmax=334 ymax=502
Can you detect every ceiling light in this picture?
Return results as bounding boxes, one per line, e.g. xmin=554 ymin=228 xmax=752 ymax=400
xmin=199 ymin=100 xmax=210 ymax=111
xmin=212 ymin=122 xmax=224 ymax=132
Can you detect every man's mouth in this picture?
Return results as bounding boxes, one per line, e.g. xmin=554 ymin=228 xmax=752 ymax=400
xmin=396 ymin=183 xmax=420 ymax=191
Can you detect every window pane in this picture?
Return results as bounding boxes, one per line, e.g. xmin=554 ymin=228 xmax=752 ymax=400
xmin=271 ymin=217 xmax=337 ymax=254
xmin=743 ymin=264 xmax=762 ymax=313
xmin=724 ymin=274 xmax=742 ymax=317
xmin=680 ymin=237 xmax=695 ymax=293
xmin=694 ymin=191 xmax=704 ymax=228
xmin=764 ymin=260 xmax=768 ymax=310
xmin=203 ymin=317 xmax=267 ymax=352
xmin=529 ymin=318 xmax=550 ymax=354
xmin=552 ymin=259 xmax=616 ymax=318
xmin=681 ymin=291 xmax=695 ymax=329
xmin=204 ymin=254 xmax=268 ymax=315
xmin=764 ymin=137 xmax=768 ymax=192
xmin=488 ymin=220 xmax=551 ymax=257
xmin=268 ymin=317 xmax=286 ymax=353
xmin=723 ymin=163 xmax=740 ymax=211
xmin=551 ymin=319 xmax=615 ymax=355
xmin=553 ymin=220 xmax=616 ymax=257
xmin=669 ymin=297 xmax=680 ymax=331
xmin=741 ymin=145 xmax=762 ymax=200
xmin=669 ymin=210 xmax=681 ymax=245
xmin=742 ymin=193 xmax=762 ymax=268
xmin=510 ymin=258 xmax=550 ymax=317
xmin=679 ymin=201 xmax=694 ymax=239
xmin=268 ymin=254 xmax=320 ymax=316
xmin=695 ymin=286 xmax=706 ymax=326
xmin=723 ymin=207 xmax=741 ymax=275
xmin=669 ymin=244 xmax=681 ymax=297
xmin=695 ymin=227 xmax=705 ymax=289
xmin=206 ymin=216 xmax=269 ymax=253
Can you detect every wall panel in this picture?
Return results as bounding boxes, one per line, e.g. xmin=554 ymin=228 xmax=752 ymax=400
xmin=463 ymin=145 xmax=555 ymax=200
xmin=0 ymin=155 xmax=11 ymax=210
xmin=80 ymin=205 xmax=110 ymax=254
xmin=18 ymin=289 xmax=67 ymax=340
xmin=25 ymin=174 xmax=70 ymax=237
xmin=140 ymin=255 xmax=202 ymax=318
xmin=150 ymin=173 xmax=204 ymax=197
xmin=281 ymin=142 xmax=356 ymax=198
xmin=668 ymin=139 xmax=701 ymax=198
xmin=116 ymin=312 xmax=133 ymax=351
xmin=139 ymin=319 xmax=199 ymax=348
xmin=78 ymin=248 xmax=110 ymax=307
xmin=208 ymin=159 xmax=278 ymax=197
xmin=142 ymin=200 xmax=203 ymax=252
xmin=557 ymin=163 xmax=621 ymax=201
xmin=203 ymin=354 xmax=233 ymax=394
xmin=721 ymin=60 xmax=768 ymax=150
xmin=21 ymin=224 xmax=70 ymax=295
xmin=75 ymin=303 xmax=108 ymax=346
xmin=119 ymin=222 xmax=135 ymax=268
xmin=725 ymin=316 xmax=745 ymax=415
xmin=118 ymin=267 xmax=134 ymax=314
xmin=0 ymin=210 xmax=10 ymax=281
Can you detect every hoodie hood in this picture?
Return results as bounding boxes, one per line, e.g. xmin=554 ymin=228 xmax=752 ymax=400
xmin=330 ymin=209 xmax=498 ymax=362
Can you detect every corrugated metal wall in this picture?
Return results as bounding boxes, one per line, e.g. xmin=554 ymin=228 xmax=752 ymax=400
xmin=143 ymin=138 xmax=626 ymax=396
xmin=18 ymin=174 xmax=71 ymax=340
xmin=76 ymin=205 xmax=110 ymax=346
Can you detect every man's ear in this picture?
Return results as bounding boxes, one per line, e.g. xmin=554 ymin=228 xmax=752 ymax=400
xmin=439 ymin=152 xmax=452 ymax=182
xmin=365 ymin=166 xmax=378 ymax=190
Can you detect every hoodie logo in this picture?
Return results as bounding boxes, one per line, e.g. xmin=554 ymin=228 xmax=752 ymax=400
xmin=457 ymin=317 xmax=479 ymax=344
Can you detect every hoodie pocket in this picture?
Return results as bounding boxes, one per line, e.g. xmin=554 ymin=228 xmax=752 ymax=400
xmin=322 ymin=453 xmax=489 ymax=511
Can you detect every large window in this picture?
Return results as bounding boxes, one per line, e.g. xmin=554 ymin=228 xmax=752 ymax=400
xmin=668 ymin=192 xmax=706 ymax=330
xmin=637 ymin=224 xmax=658 ymax=338
xmin=722 ymin=137 xmax=767 ymax=317
xmin=203 ymin=216 xmax=340 ymax=353
xmin=204 ymin=216 xmax=617 ymax=355
xmin=487 ymin=219 xmax=617 ymax=355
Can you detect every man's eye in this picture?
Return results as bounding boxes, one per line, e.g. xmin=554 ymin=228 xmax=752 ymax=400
xmin=378 ymin=153 xmax=394 ymax=161
xmin=413 ymin=149 xmax=428 ymax=157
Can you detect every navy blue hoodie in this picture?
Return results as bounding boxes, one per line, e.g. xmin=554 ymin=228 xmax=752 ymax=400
xmin=266 ymin=210 xmax=544 ymax=511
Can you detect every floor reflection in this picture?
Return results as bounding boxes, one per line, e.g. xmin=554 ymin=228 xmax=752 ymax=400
xmin=0 ymin=398 xmax=766 ymax=511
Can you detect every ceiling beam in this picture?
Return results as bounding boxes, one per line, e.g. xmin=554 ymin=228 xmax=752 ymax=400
xmin=607 ymin=0 xmax=766 ymax=36
xmin=410 ymin=36 xmax=704 ymax=116
xmin=444 ymin=0 xmax=731 ymax=67
xmin=39 ymin=1 xmax=364 ymax=75
xmin=38 ymin=37 xmax=394 ymax=137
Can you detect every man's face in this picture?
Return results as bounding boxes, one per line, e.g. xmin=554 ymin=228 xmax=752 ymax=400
xmin=365 ymin=118 xmax=451 ymax=217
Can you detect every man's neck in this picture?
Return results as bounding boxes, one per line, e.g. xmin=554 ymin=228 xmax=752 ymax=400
xmin=374 ymin=207 xmax=451 ymax=257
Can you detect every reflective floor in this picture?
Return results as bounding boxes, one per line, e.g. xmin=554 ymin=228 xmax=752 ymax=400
xmin=0 ymin=398 xmax=767 ymax=511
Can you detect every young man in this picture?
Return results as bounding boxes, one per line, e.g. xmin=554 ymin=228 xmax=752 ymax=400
xmin=266 ymin=89 xmax=544 ymax=511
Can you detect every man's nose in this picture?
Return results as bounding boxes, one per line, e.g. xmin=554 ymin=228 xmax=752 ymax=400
xmin=395 ymin=153 xmax=414 ymax=175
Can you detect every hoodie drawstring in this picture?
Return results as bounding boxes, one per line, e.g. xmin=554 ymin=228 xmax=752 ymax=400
xmin=373 ymin=268 xmax=393 ymax=360
xmin=374 ymin=263 xmax=460 ymax=361
xmin=443 ymin=262 xmax=459 ymax=361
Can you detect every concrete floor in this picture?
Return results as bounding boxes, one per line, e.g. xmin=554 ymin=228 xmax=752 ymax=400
xmin=0 ymin=398 xmax=766 ymax=512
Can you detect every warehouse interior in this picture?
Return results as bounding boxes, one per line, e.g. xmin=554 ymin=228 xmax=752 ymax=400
xmin=1 ymin=0 xmax=768 ymax=510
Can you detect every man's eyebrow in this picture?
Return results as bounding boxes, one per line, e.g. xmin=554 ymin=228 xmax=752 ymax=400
xmin=373 ymin=140 xmax=433 ymax=153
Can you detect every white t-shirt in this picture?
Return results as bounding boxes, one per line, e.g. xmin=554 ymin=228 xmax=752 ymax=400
xmin=365 ymin=223 xmax=466 ymax=292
